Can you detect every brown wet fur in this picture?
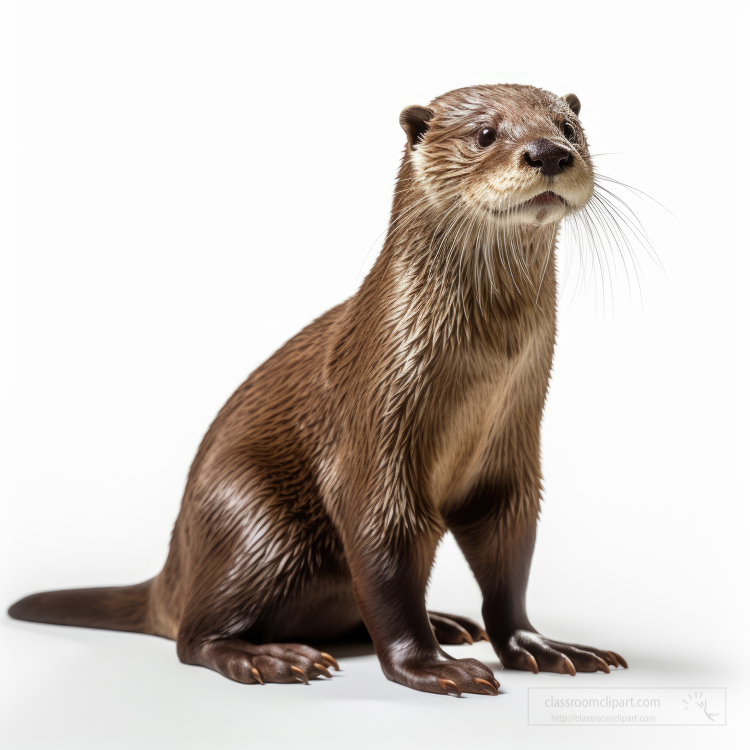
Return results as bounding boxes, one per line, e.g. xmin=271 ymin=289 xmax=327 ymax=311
xmin=9 ymin=84 xmax=627 ymax=695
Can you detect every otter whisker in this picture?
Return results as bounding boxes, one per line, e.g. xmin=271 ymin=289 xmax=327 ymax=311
xmin=593 ymin=179 xmax=655 ymax=246
xmin=592 ymin=182 xmax=665 ymax=275
xmin=587 ymin=197 xmax=627 ymax=293
xmin=589 ymin=206 xmax=618 ymax=318
xmin=594 ymin=172 xmax=677 ymax=221
xmin=594 ymin=198 xmax=648 ymax=292
xmin=566 ymin=212 xmax=589 ymax=308
xmin=535 ymin=223 xmax=556 ymax=304
xmin=575 ymin=204 xmax=611 ymax=316
xmin=588 ymin=193 xmax=644 ymax=306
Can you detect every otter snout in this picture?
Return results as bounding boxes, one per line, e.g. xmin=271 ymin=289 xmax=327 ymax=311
xmin=523 ymin=139 xmax=573 ymax=177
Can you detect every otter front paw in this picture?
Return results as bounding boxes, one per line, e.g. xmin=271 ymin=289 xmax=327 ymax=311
xmin=383 ymin=653 xmax=499 ymax=696
xmin=497 ymin=631 xmax=627 ymax=674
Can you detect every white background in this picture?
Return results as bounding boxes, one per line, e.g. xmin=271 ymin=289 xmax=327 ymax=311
xmin=1 ymin=1 xmax=747 ymax=748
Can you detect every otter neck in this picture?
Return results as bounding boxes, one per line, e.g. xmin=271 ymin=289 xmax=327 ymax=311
xmin=363 ymin=192 xmax=559 ymax=354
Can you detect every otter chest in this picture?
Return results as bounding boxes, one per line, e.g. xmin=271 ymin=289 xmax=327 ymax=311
xmin=426 ymin=326 xmax=553 ymax=513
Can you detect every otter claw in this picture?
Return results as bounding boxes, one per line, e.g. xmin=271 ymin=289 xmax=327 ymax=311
xmin=474 ymin=678 xmax=498 ymax=696
xmin=595 ymin=657 xmax=610 ymax=673
xmin=562 ymin=655 xmax=576 ymax=676
xmin=437 ymin=679 xmax=461 ymax=697
xmin=313 ymin=662 xmax=332 ymax=678
xmin=525 ymin=654 xmax=539 ymax=674
xmin=290 ymin=666 xmax=309 ymax=684
xmin=477 ymin=629 xmax=490 ymax=642
xmin=320 ymin=652 xmax=340 ymax=671
xmin=609 ymin=651 xmax=628 ymax=669
xmin=251 ymin=667 xmax=264 ymax=685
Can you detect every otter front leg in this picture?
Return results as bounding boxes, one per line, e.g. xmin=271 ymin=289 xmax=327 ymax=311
xmin=344 ymin=521 xmax=499 ymax=696
xmin=450 ymin=503 xmax=627 ymax=675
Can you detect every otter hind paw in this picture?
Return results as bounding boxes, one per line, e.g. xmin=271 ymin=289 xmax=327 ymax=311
xmin=189 ymin=639 xmax=339 ymax=685
xmin=428 ymin=611 xmax=489 ymax=645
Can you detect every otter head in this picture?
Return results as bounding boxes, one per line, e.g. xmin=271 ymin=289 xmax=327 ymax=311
xmin=400 ymin=84 xmax=593 ymax=227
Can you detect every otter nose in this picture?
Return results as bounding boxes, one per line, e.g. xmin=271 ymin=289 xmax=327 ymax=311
xmin=524 ymin=139 xmax=573 ymax=177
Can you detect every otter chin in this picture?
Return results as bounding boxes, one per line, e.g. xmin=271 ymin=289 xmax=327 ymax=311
xmin=524 ymin=191 xmax=569 ymax=224
xmin=9 ymin=84 xmax=627 ymax=697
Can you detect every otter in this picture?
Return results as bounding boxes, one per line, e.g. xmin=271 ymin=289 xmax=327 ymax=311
xmin=9 ymin=83 xmax=627 ymax=696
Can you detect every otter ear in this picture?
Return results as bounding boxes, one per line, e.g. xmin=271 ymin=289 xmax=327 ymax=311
xmin=399 ymin=105 xmax=434 ymax=151
xmin=563 ymin=93 xmax=581 ymax=116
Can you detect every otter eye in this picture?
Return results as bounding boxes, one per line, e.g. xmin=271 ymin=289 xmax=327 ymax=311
xmin=477 ymin=127 xmax=497 ymax=148
xmin=562 ymin=121 xmax=576 ymax=142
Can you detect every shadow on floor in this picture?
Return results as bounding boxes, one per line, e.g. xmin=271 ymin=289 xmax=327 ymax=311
xmin=307 ymin=622 xmax=377 ymax=659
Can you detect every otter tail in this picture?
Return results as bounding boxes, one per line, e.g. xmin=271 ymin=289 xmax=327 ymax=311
xmin=8 ymin=579 xmax=154 ymax=635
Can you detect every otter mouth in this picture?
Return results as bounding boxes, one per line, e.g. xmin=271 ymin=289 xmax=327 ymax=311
xmin=487 ymin=191 xmax=567 ymax=217
xmin=526 ymin=191 xmax=565 ymax=207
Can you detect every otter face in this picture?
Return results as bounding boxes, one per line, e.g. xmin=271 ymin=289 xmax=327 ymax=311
xmin=401 ymin=84 xmax=594 ymax=227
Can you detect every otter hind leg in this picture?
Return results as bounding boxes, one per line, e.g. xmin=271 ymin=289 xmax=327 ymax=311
xmin=180 ymin=639 xmax=340 ymax=684
xmin=428 ymin=611 xmax=489 ymax=645
xmin=170 ymin=484 xmax=349 ymax=685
